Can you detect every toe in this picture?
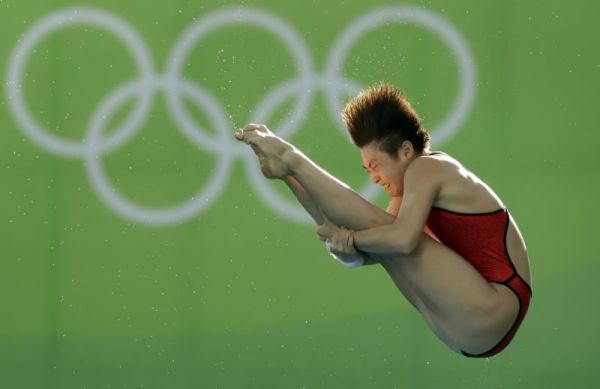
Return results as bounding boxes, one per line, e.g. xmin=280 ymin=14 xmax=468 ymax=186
xmin=234 ymin=130 xmax=245 ymax=141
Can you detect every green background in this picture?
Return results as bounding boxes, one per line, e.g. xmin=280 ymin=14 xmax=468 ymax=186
xmin=1 ymin=0 xmax=598 ymax=388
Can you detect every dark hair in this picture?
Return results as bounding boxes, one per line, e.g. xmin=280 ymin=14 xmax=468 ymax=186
xmin=342 ymin=83 xmax=430 ymax=158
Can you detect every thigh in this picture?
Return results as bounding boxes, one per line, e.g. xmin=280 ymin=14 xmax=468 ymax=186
xmin=378 ymin=233 xmax=519 ymax=353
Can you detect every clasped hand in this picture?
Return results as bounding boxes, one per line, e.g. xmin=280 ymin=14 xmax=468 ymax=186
xmin=315 ymin=218 xmax=362 ymax=263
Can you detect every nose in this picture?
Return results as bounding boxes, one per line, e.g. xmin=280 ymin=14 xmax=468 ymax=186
xmin=370 ymin=174 xmax=381 ymax=185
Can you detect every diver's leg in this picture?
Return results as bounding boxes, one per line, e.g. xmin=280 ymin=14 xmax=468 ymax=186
xmin=236 ymin=125 xmax=394 ymax=230
xmin=375 ymin=233 xmax=519 ymax=355
xmin=283 ymin=175 xmax=325 ymax=225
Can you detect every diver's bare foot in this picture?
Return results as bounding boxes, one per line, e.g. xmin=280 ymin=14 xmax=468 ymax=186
xmin=234 ymin=123 xmax=295 ymax=179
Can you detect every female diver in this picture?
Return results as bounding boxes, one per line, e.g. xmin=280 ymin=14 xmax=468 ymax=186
xmin=234 ymin=84 xmax=532 ymax=357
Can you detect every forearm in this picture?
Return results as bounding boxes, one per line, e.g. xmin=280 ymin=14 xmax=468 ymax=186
xmin=353 ymin=224 xmax=413 ymax=256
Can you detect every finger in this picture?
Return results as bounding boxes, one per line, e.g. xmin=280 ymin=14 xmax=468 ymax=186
xmin=342 ymin=228 xmax=355 ymax=254
xmin=344 ymin=230 xmax=355 ymax=255
xmin=315 ymin=225 xmax=325 ymax=239
xmin=337 ymin=227 xmax=348 ymax=253
xmin=315 ymin=224 xmax=325 ymax=238
xmin=315 ymin=222 xmax=332 ymax=237
xmin=334 ymin=229 xmax=344 ymax=253
xmin=344 ymin=229 xmax=353 ymax=251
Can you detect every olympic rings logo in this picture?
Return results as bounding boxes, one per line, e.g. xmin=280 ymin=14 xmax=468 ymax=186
xmin=5 ymin=6 xmax=476 ymax=226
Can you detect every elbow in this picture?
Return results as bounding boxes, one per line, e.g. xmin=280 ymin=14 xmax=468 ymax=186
xmin=395 ymin=236 xmax=419 ymax=256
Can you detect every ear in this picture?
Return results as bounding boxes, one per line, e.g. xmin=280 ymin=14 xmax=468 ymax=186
xmin=399 ymin=141 xmax=415 ymax=160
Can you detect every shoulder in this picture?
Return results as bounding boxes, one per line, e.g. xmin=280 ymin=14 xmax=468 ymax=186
xmin=404 ymin=151 xmax=465 ymax=192
xmin=406 ymin=152 xmax=451 ymax=177
xmin=409 ymin=151 xmax=465 ymax=174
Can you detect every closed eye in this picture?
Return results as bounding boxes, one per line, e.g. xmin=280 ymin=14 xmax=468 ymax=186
xmin=362 ymin=159 xmax=378 ymax=173
xmin=363 ymin=164 xmax=379 ymax=174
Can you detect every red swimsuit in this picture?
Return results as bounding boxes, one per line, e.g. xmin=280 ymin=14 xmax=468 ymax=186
xmin=426 ymin=206 xmax=532 ymax=357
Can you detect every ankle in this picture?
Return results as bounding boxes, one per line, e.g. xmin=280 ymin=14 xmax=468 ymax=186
xmin=282 ymin=146 xmax=302 ymax=174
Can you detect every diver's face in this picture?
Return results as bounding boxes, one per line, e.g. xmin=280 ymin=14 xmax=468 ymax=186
xmin=360 ymin=141 xmax=413 ymax=197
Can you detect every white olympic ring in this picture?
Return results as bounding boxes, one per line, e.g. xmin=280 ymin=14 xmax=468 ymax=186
xmin=4 ymin=5 xmax=477 ymax=226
